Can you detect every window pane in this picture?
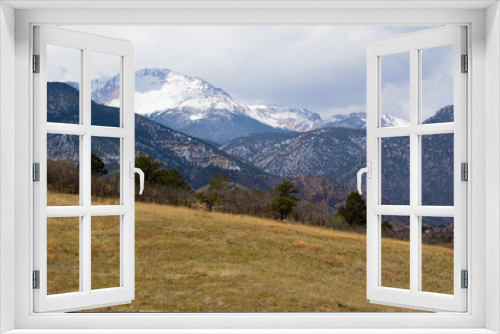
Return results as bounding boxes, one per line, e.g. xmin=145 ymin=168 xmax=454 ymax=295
xmin=421 ymin=216 xmax=454 ymax=294
xmin=421 ymin=133 xmax=454 ymax=206
xmin=91 ymin=137 xmax=120 ymax=205
xmin=47 ymin=217 xmax=80 ymax=295
xmin=381 ymin=136 xmax=410 ymax=205
xmin=421 ymin=45 xmax=454 ymax=124
xmin=92 ymin=215 xmax=121 ymax=290
xmin=47 ymin=134 xmax=80 ymax=206
xmin=91 ymin=52 xmax=121 ymax=127
xmin=380 ymin=52 xmax=410 ymax=127
xmin=381 ymin=215 xmax=410 ymax=290
xmin=47 ymin=44 xmax=81 ymax=124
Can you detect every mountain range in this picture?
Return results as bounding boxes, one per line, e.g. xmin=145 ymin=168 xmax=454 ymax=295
xmin=221 ymin=105 xmax=454 ymax=207
xmin=220 ymin=128 xmax=366 ymax=179
xmin=47 ymin=82 xmax=355 ymax=209
xmin=49 ymin=67 xmax=453 ymax=215
xmin=88 ymin=68 xmax=408 ymax=144
xmin=47 ymin=82 xmax=279 ymax=190
xmin=323 ymin=112 xmax=409 ymax=129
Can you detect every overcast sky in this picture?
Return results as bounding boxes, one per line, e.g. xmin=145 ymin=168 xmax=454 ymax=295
xmin=54 ymin=25 xmax=452 ymax=120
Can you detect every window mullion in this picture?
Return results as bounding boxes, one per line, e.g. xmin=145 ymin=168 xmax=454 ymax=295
xmin=82 ymin=213 xmax=91 ymax=293
xmin=82 ymin=48 xmax=91 ymax=208
xmin=82 ymin=48 xmax=92 ymax=294
xmin=409 ymin=47 xmax=420 ymax=294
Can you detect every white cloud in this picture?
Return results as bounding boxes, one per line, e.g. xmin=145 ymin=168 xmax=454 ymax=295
xmin=47 ymin=44 xmax=81 ymax=82
xmin=421 ymin=45 xmax=454 ymax=119
xmin=56 ymin=25 xmax=436 ymax=118
xmin=381 ymin=82 xmax=411 ymax=121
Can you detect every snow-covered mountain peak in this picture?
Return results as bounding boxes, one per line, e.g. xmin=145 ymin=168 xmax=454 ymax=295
xmin=90 ymin=67 xmax=413 ymax=142
xmin=324 ymin=112 xmax=408 ymax=129
xmin=103 ymin=68 xmax=246 ymax=118
xmin=134 ymin=68 xmax=172 ymax=93
xmin=381 ymin=113 xmax=409 ymax=127
xmin=246 ymin=105 xmax=323 ymax=132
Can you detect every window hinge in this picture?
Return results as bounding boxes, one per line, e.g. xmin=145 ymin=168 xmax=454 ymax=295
xmin=33 ymin=54 xmax=40 ymax=73
xmin=461 ymin=54 xmax=468 ymax=73
xmin=33 ymin=163 xmax=40 ymax=182
xmin=33 ymin=270 xmax=40 ymax=289
xmin=461 ymin=162 xmax=468 ymax=181
xmin=461 ymin=270 xmax=468 ymax=289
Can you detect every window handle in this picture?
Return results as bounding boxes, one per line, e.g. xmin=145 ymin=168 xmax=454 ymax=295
xmin=129 ymin=162 xmax=144 ymax=195
xmin=357 ymin=162 xmax=371 ymax=195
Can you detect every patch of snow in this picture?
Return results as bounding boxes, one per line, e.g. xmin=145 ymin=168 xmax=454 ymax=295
xmin=381 ymin=113 xmax=409 ymax=127
xmin=190 ymin=113 xmax=205 ymax=121
xmin=106 ymin=69 xmax=247 ymax=117
xmin=246 ymin=105 xmax=323 ymax=132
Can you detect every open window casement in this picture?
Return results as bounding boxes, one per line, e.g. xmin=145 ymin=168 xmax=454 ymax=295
xmin=33 ymin=26 xmax=137 ymax=312
xmin=363 ymin=26 xmax=467 ymax=312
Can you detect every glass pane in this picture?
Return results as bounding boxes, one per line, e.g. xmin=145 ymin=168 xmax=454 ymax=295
xmin=91 ymin=52 xmax=121 ymax=127
xmin=92 ymin=215 xmax=121 ymax=290
xmin=381 ymin=136 xmax=410 ymax=205
xmin=47 ymin=134 xmax=80 ymax=206
xmin=47 ymin=217 xmax=80 ymax=295
xmin=421 ymin=133 xmax=454 ymax=206
xmin=421 ymin=216 xmax=454 ymax=294
xmin=421 ymin=45 xmax=454 ymax=124
xmin=91 ymin=137 xmax=120 ymax=205
xmin=47 ymin=44 xmax=81 ymax=124
xmin=380 ymin=52 xmax=410 ymax=127
xmin=381 ymin=215 xmax=410 ymax=290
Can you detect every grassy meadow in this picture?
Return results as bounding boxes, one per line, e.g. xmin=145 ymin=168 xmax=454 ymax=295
xmin=47 ymin=191 xmax=453 ymax=312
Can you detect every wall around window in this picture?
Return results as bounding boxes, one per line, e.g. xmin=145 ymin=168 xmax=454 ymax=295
xmin=0 ymin=2 xmax=16 ymax=333
xmin=485 ymin=2 xmax=500 ymax=333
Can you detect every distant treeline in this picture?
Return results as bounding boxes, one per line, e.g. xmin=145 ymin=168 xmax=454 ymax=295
xmin=46 ymin=152 xmax=355 ymax=231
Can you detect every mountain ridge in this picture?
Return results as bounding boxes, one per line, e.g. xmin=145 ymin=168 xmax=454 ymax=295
xmin=220 ymin=105 xmax=454 ymax=208
xmin=47 ymin=82 xmax=454 ymax=216
xmin=87 ymin=68 xmax=407 ymax=143
xmin=46 ymin=82 xmax=280 ymax=190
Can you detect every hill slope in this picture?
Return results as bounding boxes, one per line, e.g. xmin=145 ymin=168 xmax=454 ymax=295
xmin=220 ymin=128 xmax=366 ymax=179
xmin=47 ymin=192 xmax=453 ymax=312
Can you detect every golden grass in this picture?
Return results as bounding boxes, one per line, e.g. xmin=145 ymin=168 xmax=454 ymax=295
xmin=381 ymin=238 xmax=410 ymax=290
xmin=91 ymin=215 xmax=121 ymax=290
xmin=46 ymin=192 xmax=453 ymax=312
xmin=47 ymin=217 xmax=80 ymax=295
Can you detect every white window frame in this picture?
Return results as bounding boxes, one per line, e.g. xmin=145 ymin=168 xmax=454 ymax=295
xmin=33 ymin=26 xmax=136 ymax=313
xmin=1 ymin=1 xmax=499 ymax=333
xmin=366 ymin=26 xmax=468 ymax=312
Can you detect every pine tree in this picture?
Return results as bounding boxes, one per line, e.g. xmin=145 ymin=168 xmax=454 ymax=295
xmin=91 ymin=152 xmax=108 ymax=177
xmin=135 ymin=152 xmax=164 ymax=183
xmin=195 ymin=192 xmax=219 ymax=212
xmin=195 ymin=172 xmax=231 ymax=211
xmin=134 ymin=152 xmax=190 ymax=190
xmin=269 ymin=180 xmax=298 ymax=221
xmin=155 ymin=168 xmax=191 ymax=190
xmin=336 ymin=192 xmax=367 ymax=226
xmin=208 ymin=171 xmax=231 ymax=192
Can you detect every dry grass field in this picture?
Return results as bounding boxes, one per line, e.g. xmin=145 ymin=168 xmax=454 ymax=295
xmin=46 ymin=192 xmax=453 ymax=312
